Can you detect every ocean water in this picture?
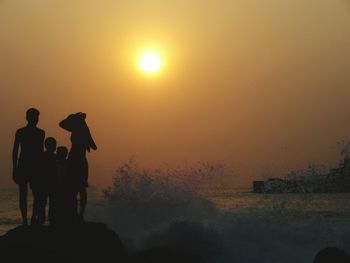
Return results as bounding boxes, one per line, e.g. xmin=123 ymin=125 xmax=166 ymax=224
xmin=2 ymin=187 xmax=350 ymax=262
xmin=0 ymin=188 xmax=26 ymax=234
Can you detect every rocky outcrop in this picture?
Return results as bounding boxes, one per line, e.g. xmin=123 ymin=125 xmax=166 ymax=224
xmin=313 ymin=247 xmax=350 ymax=263
xmin=0 ymin=222 xmax=125 ymax=263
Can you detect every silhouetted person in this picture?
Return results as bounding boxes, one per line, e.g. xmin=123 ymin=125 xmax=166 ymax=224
xmin=49 ymin=146 xmax=68 ymax=225
xmin=314 ymin=247 xmax=350 ymax=263
xmin=42 ymin=137 xmax=57 ymax=224
xmin=12 ymin=108 xmax=45 ymax=225
xmin=59 ymin=112 xmax=97 ymax=222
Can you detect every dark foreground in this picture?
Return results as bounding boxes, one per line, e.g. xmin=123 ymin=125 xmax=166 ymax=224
xmin=0 ymin=222 xmax=349 ymax=263
xmin=0 ymin=222 xmax=125 ymax=263
xmin=0 ymin=222 xmax=212 ymax=263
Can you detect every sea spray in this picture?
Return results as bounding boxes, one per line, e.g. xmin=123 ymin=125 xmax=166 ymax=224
xmin=93 ymin=160 xmax=220 ymax=238
xmin=87 ymin=161 xmax=350 ymax=263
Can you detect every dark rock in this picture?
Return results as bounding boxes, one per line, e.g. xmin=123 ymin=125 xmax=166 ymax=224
xmin=314 ymin=247 xmax=350 ymax=263
xmin=136 ymin=221 xmax=220 ymax=263
xmin=130 ymin=221 xmax=220 ymax=263
xmin=0 ymin=222 xmax=125 ymax=263
xmin=131 ymin=247 xmax=213 ymax=263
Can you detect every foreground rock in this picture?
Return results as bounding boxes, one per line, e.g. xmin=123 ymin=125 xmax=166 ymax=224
xmin=131 ymin=247 xmax=214 ymax=263
xmin=1 ymin=222 xmax=347 ymax=263
xmin=313 ymin=247 xmax=350 ymax=263
xmin=0 ymin=222 xmax=125 ymax=263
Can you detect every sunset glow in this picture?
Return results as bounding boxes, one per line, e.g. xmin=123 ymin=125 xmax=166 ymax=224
xmin=0 ymin=0 xmax=350 ymax=189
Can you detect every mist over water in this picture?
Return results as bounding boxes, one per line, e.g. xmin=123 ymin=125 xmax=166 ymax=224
xmin=88 ymin=160 xmax=220 ymax=238
xmin=86 ymin=161 xmax=350 ymax=263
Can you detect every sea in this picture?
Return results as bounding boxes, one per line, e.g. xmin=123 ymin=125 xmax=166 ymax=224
xmin=2 ymin=187 xmax=350 ymax=263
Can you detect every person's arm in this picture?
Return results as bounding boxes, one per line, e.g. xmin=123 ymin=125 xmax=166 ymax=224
xmin=12 ymin=130 xmax=20 ymax=183
xmin=82 ymin=118 xmax=97 ymax=151
xmin=87 ymin=127 xmax=97 ymax=151
xmin=89 ymin=136 xmax=97 ymax=151
xmin=59 ymin=114 xmax=75 ymax=132
xmin=41 ymin=130 xmax=45 ymax=153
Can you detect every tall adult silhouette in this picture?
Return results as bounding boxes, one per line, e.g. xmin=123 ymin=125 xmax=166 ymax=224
xmin=12 ymin=108 xmax=45 ymax=225
xmin=59 ymin=112 xmax=97 ymax=221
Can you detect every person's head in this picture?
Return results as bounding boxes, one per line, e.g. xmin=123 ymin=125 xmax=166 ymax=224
xmin=26 ymin=108 xmax=40 ymax=126
xmin=72 ymin=112 xmax=87 ymax=128
xmin=76 ymin=112 xmax=86 ymax=120
xmin=314 ymin=247 xmax=350 ymax=263
xmin=56 ymin=146 xmax=68 ymax=161
xmin=45 ymin=137 xmax=57 ymax=153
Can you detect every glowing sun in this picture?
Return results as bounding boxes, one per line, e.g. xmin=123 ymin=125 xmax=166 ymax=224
xmin=139 ymin=51 xmax=162 ymax=74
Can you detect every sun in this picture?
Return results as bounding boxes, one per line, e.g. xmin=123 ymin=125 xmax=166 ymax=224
xmin=139 ymin=51 xmax=162 ymax=74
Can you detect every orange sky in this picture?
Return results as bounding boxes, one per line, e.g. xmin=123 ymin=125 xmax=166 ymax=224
xmin=0 ymin=0 xmax=350 ymax=188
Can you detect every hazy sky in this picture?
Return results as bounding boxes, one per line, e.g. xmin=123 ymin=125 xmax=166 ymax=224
xmin=0 ymin=0 xmax=350 ymax=187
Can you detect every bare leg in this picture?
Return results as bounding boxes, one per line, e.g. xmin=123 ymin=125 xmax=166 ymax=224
xmin=18 ymin=183 xmax=28 ymax=225
xmin=79 ymin=188 xmax=87 ymax=221
xmin=37 ymin=190 xmax=47 ymax=225
xmin=31 ymin=184 xmax=40 ymax=225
